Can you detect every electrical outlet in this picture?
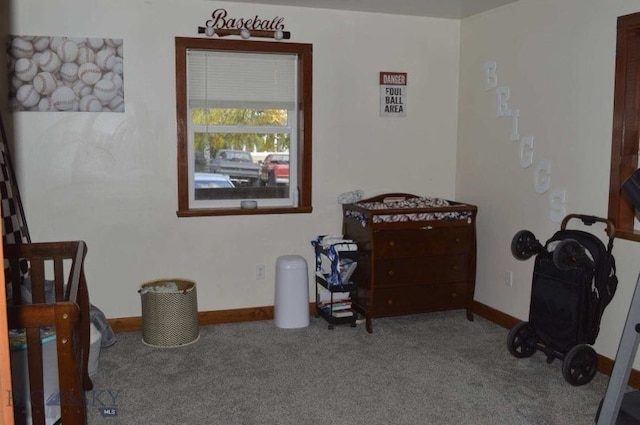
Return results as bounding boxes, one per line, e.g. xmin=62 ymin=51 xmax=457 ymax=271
xmin=256 ymin=264 xmax=265 ymax=280
xmin=504 ymin=270 xmax=513 ymax=288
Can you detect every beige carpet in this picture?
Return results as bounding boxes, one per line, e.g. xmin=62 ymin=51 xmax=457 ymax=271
xmin=87 ymin=310 xmax=609 ymax=425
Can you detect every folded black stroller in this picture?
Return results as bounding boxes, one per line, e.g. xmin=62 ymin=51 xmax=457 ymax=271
xmin=507 ymin=214 xmax=618 ymax=386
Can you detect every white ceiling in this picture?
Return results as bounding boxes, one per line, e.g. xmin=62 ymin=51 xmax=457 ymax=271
xmin=220 ymin=0 xmax=519 ymax=19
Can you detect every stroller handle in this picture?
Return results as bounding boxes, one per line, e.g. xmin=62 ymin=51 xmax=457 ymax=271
xmin=561 ymin=214 xmax=616 ymax=239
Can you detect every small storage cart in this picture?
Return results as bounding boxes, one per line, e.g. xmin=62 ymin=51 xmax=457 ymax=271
xmin=311 ymin=235 xmax=359 ymax=329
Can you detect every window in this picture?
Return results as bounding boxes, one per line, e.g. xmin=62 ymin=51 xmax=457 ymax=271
xmin=175 ymin=37 xmax=312 ymax=216
xmin=608 ymin=12 xmax=640 ymax=241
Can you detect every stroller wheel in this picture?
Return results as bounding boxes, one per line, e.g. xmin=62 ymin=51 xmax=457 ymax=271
xmin=553 ymin=239 xmax=594 ymax=270
xmin=511 ymin=230 xmax=543 ymax=260
xmin=507 ymin=321 xmax=537 ymax=358
xmin=562 ymin=344 xmax=598 ymax=386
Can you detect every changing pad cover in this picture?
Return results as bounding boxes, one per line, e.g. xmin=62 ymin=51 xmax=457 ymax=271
xmin=346 ymin=197 xmax=474 ymax=226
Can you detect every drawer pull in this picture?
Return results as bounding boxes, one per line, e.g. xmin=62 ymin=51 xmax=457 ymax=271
xmin=454 ymin=237 xmax=461 ymax=243
xmin=419 ymin=226 xmax=433 ymax=230
xmin=387 ymin=270 xmax=395 ymax=277
xmin=451 ymin=265 xmax=459 ymax=271
xmin=388 ymin=241 xmax=395 ymax=247
xmin=451 ymin=292 xmax=458 ymax=298
xmin=387 ymin=298 xmax=394 ymax=305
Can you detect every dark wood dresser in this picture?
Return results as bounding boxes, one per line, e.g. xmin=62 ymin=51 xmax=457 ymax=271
xmin=342 ymin=193 xmax=478 ymax=333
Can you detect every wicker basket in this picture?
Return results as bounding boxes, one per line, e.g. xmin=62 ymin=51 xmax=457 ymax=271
xmin=139 ymin=279 xmax=200 ymax=348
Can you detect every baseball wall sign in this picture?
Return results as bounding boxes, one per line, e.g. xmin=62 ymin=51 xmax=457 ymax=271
xmin=7 ymin=35 xmax=125 ymax=112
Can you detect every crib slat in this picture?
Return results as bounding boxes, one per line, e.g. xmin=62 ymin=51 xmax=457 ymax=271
xmin=55 ymin=302 xmax=84 ymax=423
xmin=28 ymin=259 xmax=45 ymax=304
xmin=9 ymin=255 xmax=25 ymax=307
xmin=25 ymin=326 xmax=45 ymax=425
xmin=65 ymin=241 xmax=86 ymax=306
xmin=53 ymin=257 xmax=64 ymax=302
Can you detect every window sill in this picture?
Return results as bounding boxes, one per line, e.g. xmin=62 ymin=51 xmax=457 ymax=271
xmin=613 ymin=228 xmax=640 ymax=243
xmin=176 ymin=206 xmax=312 ymax=217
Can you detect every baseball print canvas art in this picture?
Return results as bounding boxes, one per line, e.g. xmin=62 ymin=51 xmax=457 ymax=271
xmin=7 ymin=36 xmax=124 ymax=112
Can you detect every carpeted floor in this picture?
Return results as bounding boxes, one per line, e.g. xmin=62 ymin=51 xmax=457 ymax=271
xmin=87 ymin=311 xmax=609 ymax=425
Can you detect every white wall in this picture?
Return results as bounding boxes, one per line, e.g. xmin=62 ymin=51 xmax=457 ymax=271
xmin=458 ymin=0 xmax=640 ymax=363
xmin=8 ymin=0 xmax=461 ymax=319
xmin=1 ymin=2 xmax=10 ymax=128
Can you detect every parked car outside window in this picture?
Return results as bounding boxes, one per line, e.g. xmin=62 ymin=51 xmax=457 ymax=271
xmin=209 ymin=149 xmax=261 ymax=187
xmin=260 ymin=153 xmax=289 ymax=186
xmin=194 ymin=172 xmax=235 ymax=189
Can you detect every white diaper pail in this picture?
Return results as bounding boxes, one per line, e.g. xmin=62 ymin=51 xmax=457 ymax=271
xmin=274 ymin=255 xmax=310 ymax=329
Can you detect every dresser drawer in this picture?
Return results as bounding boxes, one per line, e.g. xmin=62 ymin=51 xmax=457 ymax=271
xmin=374 ymin=226 xmax=473 ymax=258
xmin=373 ymin=255 xmax=469 ymax=286
xmin=372 ymin=282 xmax=468 ymax=316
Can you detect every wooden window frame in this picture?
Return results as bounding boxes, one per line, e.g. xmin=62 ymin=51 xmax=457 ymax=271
xmin=608 ymin=12 xmax=640 ymax=241
xmin=175 ymin=37 xmax=313 ymax=217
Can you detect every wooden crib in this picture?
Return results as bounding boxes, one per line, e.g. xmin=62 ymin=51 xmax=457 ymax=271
xmin=6 ymin=240 xmax=92 ymax=425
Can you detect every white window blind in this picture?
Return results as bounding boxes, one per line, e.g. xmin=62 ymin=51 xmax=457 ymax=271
xmin=187 ymin=49 xmax=297 ymax=110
